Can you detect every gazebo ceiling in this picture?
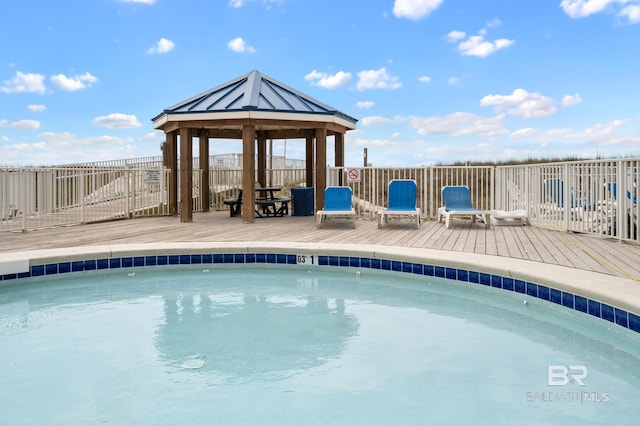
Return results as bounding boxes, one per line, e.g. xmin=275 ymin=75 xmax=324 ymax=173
xmin=152 ymin=70 xmax=358 ymax=137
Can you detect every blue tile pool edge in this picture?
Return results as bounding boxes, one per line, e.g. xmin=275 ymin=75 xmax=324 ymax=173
xmin=2 ymin=252 xmax=639 ymax=335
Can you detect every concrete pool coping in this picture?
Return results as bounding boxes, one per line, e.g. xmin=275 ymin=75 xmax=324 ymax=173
xmin=2 ymin=241 xmax=640 ymax=317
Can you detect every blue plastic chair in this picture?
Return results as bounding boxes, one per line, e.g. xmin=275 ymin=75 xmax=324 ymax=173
xmin=438 ymin=186 xmax=490 ymax=228
xmin=377 ymin=179 xmax=420 ymax=228
xmin=546 ymin=179 xmax=596 ymax=210
xmin=607 ymin=182 xmax=637 ymax=205
xmin=316 ymin=186 xmax=356 ymax=228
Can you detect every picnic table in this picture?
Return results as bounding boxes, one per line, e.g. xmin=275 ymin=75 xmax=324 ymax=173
xmin=255 ymin=187 xmax=290 ymax=218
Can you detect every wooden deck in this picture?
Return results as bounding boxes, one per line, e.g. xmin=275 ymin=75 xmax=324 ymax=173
xmin=2 ymin=212 xmax=640 ymax=282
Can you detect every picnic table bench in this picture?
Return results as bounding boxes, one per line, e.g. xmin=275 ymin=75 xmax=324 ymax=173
xmin=222 ymin=189 xmax=242 ymax=217
xmin=255 ymin=197 xmax=291 ymax=218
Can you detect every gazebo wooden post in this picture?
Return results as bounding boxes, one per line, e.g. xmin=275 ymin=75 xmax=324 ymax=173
xmin=305 ymin=134 xmax=314 ymax=187
xmin=242 ymin=124 xmax=256 ymax=223
xmin=334 ymin=132 xmax=344 ymax=186
xmin=179 ymin=127 xmax=193 ymax=223
xmin=199 ymin=129 xmax=210 ymax=212
xmin=315 ymin=127 xmax=327 ymax=211
xmin=257 ymin=133 xmax=267 ymax=188
xmin=166 ymin=131 xmax=178 ymax=215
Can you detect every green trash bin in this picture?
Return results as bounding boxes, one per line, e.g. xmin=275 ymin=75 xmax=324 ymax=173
xmin=291 ymin=187 xmax=314 ymax=216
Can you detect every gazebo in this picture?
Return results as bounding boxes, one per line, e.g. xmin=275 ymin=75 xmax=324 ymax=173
xmin=151 ymin=70 xmax=358 ymax=223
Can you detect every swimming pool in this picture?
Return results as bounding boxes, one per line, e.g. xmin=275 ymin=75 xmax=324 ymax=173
xmin=1 ymin=246 xmax=640 ymax=425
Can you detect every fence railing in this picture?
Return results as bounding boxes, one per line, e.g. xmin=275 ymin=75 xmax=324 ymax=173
xmin=1 ymin=167 xmax=170 ymax=232
xmin=55 ymin=153 xmax=305 ymax=170
xmin=495 ymin=159 xmax=639 ymax=241
xmin=2 ymin=158 xmax=638 ymax=243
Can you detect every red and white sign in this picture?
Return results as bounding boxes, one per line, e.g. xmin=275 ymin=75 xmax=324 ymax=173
xmin=347 ymin=168 xmax=361 ymax=182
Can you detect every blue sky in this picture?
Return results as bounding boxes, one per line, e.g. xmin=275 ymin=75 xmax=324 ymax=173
xmin=2 ymin=0 xmax=640 ymax=166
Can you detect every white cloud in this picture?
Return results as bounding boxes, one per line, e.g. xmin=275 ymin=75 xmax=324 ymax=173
xmin=227 ymin=37 xmax=256 ymax=53
xmin=448 ymin=76 xmax=460 ymax=86
xmin=27 ymin=104 xmax=46 ymax=112
xmin=40 ymin=131 xmax=75 ymax=140
xmin=140 ymin=132 xmax=163 ymax=142
xmin=560 ymin=0 xmax=632 ymax=18
xmin=356 ymin=68 xmax=402 ymax=91
xmin=358 ymin=115 xmax=407 ymax=127
xmin=304 ymin=70 xmax=352 ymax=89
xmin=393 ymin=0 xmax=443 ymax=20
xmin=509 ymin=128 xmax=538 ymax=138
xmin=1 ymin=136 xmax=8 ymax=142
xmin=620 ymin=5 xmax=640 ymax=22
xmin=4 ymin=132 xmax=141 ymax=166
xmin=50 ymin=72 xmax=98 ymax=91
xmin=11 ymin=120 xmax=40 ymax=129
xmin=1 ymin=71 xmax=46 ymax=94
xmin=446 ymin=30 xmax=466 ymax=42
xmin=418 ymin=76 xmax=432 ymax=83
xmin=486 ymin=18 xmax=502 ymax=28
xmin=0 ymin=119 xmax=40 ymax=129
xmin=362 ymin=116 xmax=394 ymax=126
xmin=456 ymin=34 xmax=515 ymax=57
xmin=229 ymin=0 xmax=254 ymax=7
xmin=147 ymin=38 xmax=175 ymax=54
xmin=356 ymin=101 xmax=375 ymax=109
xmin=509 ymin=120 xmax=633 ymax=149
xmin=480 ymin=88 xmax=558 ymax=118
xmin=91 ymin=113 xmax=142 ymax=129
xmin=409 ymin=112 xmax=508 ymax=137
xmin=562 ymin=93 xmax=583 ymax=107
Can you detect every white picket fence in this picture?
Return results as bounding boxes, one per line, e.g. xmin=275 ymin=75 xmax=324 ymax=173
xmin=2 ymin=157 xmax=638 ymax=243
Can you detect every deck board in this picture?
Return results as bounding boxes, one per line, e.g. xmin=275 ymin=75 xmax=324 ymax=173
xmin=1 ymin=212 xmax=639 ymax=282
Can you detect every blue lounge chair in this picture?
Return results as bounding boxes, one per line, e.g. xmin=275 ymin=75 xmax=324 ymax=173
xmin=316 ymin=186 xmax=356 ymax=228
xmin=606 ymin=182 xmax=637 ymax=205
xmin=377 ymin=179 xmax=421 ymax=229
xmin=545 ymin=179 xmax=597 ymax=211
xmin=438 ymin=186 xmax=490 ymax=229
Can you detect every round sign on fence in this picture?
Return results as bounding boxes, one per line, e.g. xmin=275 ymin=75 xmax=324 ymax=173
xmin=347 ymin=168 xmax=361 ymax=182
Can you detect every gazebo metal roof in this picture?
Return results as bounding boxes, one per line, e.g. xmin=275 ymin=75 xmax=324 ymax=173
xmin=152 ymin=70 xmax=357 ymax=130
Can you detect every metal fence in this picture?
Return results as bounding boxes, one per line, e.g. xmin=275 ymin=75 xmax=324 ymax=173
xmin=1 ymin=167 xmax=169 ymax=232
xmin=56 ymin=153 xmax=305 ymax=170
xmin=495 ymin=159 xmax=639 ymax=241
xmin=2 ymin=157 xmax=639 ymax=243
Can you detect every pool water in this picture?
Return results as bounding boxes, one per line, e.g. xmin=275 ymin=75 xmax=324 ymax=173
xmin=1 ymin=266 xmax=639 ymax=425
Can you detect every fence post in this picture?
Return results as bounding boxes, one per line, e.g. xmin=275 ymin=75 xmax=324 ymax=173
xmin=125 ymin=169 xmax=131 ymax=218
xmin=20 ymin=170 xmax=27 ymax=232
xmin=80 ymin=169 xmax=86 ymax=224
xmin=563 ymin=164 xmax=571 ymax=230
xmin=490 ymin=166 xmax=495 ymax=210
xmin=617 ymin=160 xmax=626 ymax=241
xmin=428 ymin=167 xmax=434 ymax=218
